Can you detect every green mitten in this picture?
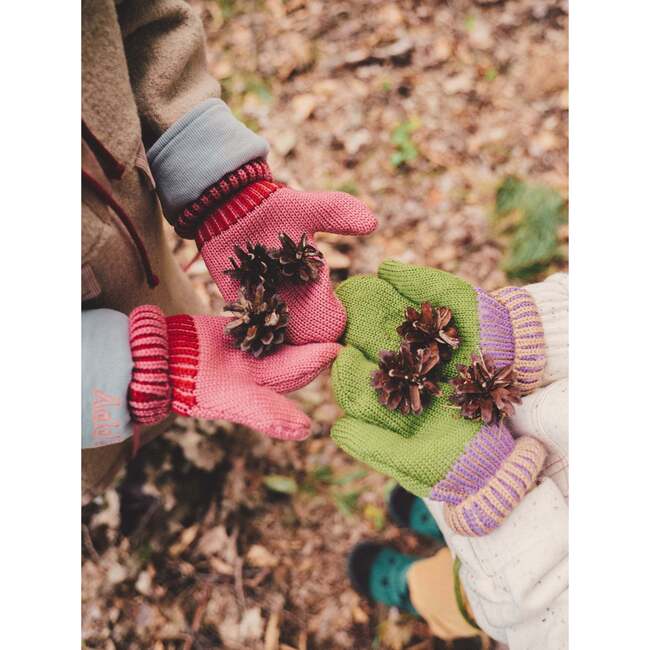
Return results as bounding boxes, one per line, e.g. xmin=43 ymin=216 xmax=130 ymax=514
xmin=331 ymin=260 xmax=547 ymax=537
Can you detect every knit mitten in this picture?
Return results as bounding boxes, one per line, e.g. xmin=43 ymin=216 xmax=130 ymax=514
xmin=175 ymin=161 xmax=377 ymax=344
xmin=330 ymin=261 xmax=548 ymax=536
xmin=127 ymin=305 xmax=339 ymax=440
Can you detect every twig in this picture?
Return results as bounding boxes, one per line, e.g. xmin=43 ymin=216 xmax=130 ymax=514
xmin=234 ymin=556 xmax=246 ymax=608
xmin=182 ymin=582 xmax=211 ymax=650
xmin=82 ymin=524 xmax=102 ymax=565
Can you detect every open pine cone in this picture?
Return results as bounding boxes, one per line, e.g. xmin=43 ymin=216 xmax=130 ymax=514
xmin=224 ymin=242 xmax=278 ymax=292
xmin=270 ymin=233 xmax=324 ymax=284
xmin=371 ymin=344 xmax=443 ymax=415
xmin=224 ymin=284 xmax=289 ymax=357
xmin=450 ymin=353 xmax=521 ymax=424
xmin=397 ymin=303 xmax=460 ymax=361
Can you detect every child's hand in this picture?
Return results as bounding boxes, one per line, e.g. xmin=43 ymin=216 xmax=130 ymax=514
xmin=330 ymin=260 xmax=554 ymax=536
xmin=128 ymin=306 xmax=339 ymax=441
xmin=194 ymin=182 xmax=377 ymax=345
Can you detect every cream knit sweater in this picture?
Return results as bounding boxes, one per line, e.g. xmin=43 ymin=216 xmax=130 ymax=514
xmin=427 ymin=273 xmax=569 ymax=649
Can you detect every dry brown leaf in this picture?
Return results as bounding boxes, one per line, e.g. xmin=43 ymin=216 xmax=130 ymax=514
xmin=246 ymin=544 xmax=279 ymax=568
xmin=264 ymin=610 xmax=281 ymax=650
xmin=169 ymin=524 xmax=199 ymax=557
xmin=197 ymin=525 xmax=229 ymax=558
xmin=165 ymin=429 xmax=224 ymax=471
xmin=290 ymin=94 xmax=317 ymax=123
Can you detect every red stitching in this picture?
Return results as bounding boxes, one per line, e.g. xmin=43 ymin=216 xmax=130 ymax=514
xmin=167 ymin=316 xmax=200 ymax=414
xmin=176 ymin=159 xmax=273 ymax=239
xmin=195 ymin=181 xmax=281 ymax=249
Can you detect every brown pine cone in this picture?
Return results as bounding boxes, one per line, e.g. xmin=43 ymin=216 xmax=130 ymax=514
xmin=270 ymin=233 xmax=324 ymax=284
xmin=224 ymin=285 xmax=289 ymax=357
xmin=450 ymin=353 xmax=521 ymax=424
xmin=224 ymin=242 xmax=279 ymax=292
xmin=371 ymin=344 xmax=443 ymax=415
xmin=397 ymin=303 xmax=460 ymax=361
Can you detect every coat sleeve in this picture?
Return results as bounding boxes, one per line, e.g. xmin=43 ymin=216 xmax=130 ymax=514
xmin=424 ymin=272 xmax=569 ymax=647
xmin=426 ymin=479 xmax=568 ymax=649
xmin=117 ymin=0 xmax=269 ymax=223
xmin=117 ymin=0 xmax=221 ymax=146
xmin=82 ymin=309 xmax=134 ymax=449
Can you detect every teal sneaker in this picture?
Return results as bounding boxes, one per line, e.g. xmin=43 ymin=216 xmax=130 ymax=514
xmin=388 ymin=485 xmax=443 ymax=540
xmin=347 ymin=542 xmax=419 ymax=615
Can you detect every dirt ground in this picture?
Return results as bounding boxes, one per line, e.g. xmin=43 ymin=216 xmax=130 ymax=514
xmin=82 ymin=1 xmax=567 ymax=648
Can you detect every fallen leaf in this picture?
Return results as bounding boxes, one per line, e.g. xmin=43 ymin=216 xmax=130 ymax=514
xmin=264 ymin=611 xmax=281 ymax=650
xmin=263 ymin=475 xmax=298 ymax=495
xmin=169 ymin=524 xmax=199 ymax=557
xmin=165 ymin=430 xmax=224 ymax=471
xmin=291 ymin=94 xmax=317 ymax=123
xmin=135 ymin=569 xmax=153 ymax=596
xmin=106 ymin=563 xmax=127 ymax=586
xmin=197 ymin=526 xmax=230 ymax=557
xmin=272 ymin=130 xmax=297 ymax=156
xmin=239 ymin=607 xmax=264 ymax=641
xmin=91 ymin=489 xmax=120 ymax=530
xmin=247 ymin=544 xmax=279 ymax=569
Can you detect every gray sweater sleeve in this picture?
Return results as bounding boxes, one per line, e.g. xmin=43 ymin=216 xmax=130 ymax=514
xmin=82 ymin=309 xmax=134 ymax=449
xmin=147 ymin=98 xmax=269 ymax=223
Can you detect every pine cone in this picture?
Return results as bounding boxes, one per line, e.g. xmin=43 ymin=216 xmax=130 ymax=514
xmin=372 ymin=344 xmax=443 ymax=415
xmin=224 ymin=242 xmax=278 ymax=292
xmin=224 ymin=285 xmax=289 ymax=357
xmin=397 ymin=303 xmax=460 ymax=361
xmin=270 ymin=233 xmax=324 ymax=284
xmin=450 ymin=353 xmax=521 ymax=424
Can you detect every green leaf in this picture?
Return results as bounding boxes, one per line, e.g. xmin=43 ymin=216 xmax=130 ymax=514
xmin=310 ymin=465 xmax=334 ymax=483
xmin=492 ymin=176 xmax=567 ymax=281
xmin=363 ymin=503 xmax=386 ymax=531
xmin=390 ymin=120 xmax=420 ymax=168
xmin=334 ymin=490 xmax=361 ymax=516
xmin=217 ymin=0 xmax=237 ymax=20
xmin=464 ymin=15 xmax=476 ymax=31
xmin=263 ymin=475 xmax=298 ymax=495
xmin=331 ymin=468 xmax=368 ymax=486
xmin=336 ymin=181 xmax=360 ymax=196
xmin=245 ymin=78 xmax=272 ymax=103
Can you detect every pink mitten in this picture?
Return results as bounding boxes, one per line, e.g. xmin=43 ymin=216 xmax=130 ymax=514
xmin=176 ymin=162 xmax=377 ymax=344
xmin=127 ymin=305 xmax=339 ymax=440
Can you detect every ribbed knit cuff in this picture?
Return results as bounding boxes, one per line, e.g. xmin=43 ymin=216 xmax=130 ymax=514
xmin=176 ymin=159 xmax=273 ymax=239
xmin=165 ymin=315 xmax=200 ymax=416
xmin=491 ymin=286 xmax=546 ymax=395
xmin=476 ymin=288 xmax=515 ymax=369
xmin=195 ymin=180 xmax=281 ymax=249
xmin=430 ymin=424 xmax=546 ymax=537
xmin=147 ymin=98 xmax=269 ymax=222
xmin=128 ymin=309 xmax=201 ymax=422
xmin=128 ymin=306 xmax=171 ymax=424
xmin=523 ymin=273 xmax=568 ymax=385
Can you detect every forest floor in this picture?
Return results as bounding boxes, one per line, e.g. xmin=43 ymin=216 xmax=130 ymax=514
xmin=82 ymin=1 xmax=568 ymax=648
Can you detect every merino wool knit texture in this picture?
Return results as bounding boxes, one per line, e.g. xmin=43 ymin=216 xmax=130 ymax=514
xmin=196 ymin=180 xmax=377 ymax=345
xmin=127 ymin=305 xmax=340 ymax=441
xmin=331 ymin=261 xmax=546 ymax=536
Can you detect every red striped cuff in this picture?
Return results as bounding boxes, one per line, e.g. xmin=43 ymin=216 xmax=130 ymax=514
xmin=196 ymin=180 xmax=281 ymax=249
xmin=128 ymin=306 xmax=171 ymax=424
xmin=176 ymin=159 xmax=274 ymax=239
xmin=166 ymin=315 xmax=199 ymax=416
xmin=128 ymin=308 xmax=201 ymax=423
